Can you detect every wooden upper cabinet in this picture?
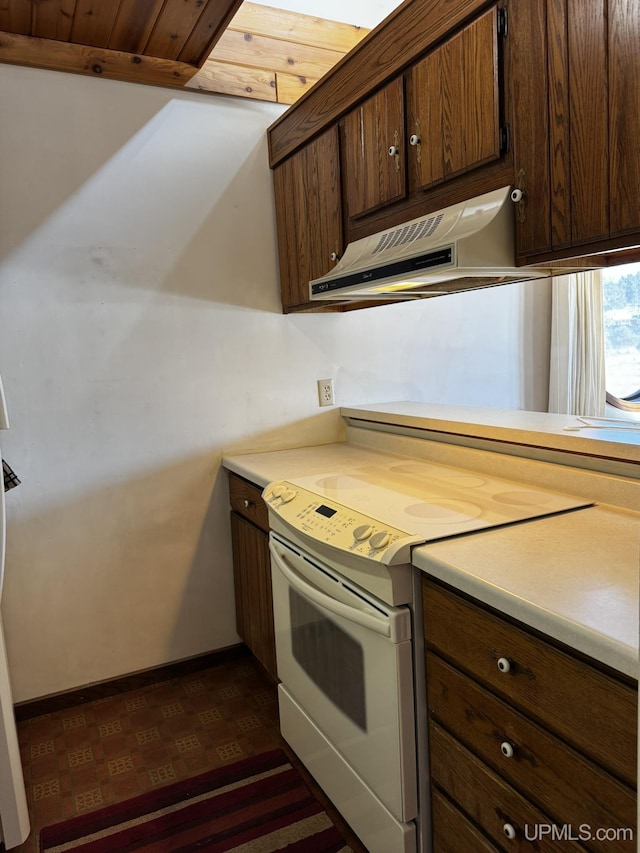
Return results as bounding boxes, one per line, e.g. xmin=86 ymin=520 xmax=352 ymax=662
xmin=272 ymin=126 xmax=343 ymax=310
xmin=509 ymin=0 xmax=552 ymax=257
xmin=566 ymin=0 xmax=609 ymax=246
xmin=267 ymin=0 xmax=640 ymax=311
xmin=512 ymin=0 xmax=640 ymax=260
xmin=609 ymin=0 xmax=640 ymax=238
xmin=341 ymin=7 xmax=505 ymax=224
xmin=407 ymin=6 xmax=502 ymax=193
xmin=342 ymin=76 xmax=406 ymax=219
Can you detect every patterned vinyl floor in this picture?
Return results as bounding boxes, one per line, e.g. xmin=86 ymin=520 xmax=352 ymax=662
xmin=13 ymin=653 xmax=367 ymax=853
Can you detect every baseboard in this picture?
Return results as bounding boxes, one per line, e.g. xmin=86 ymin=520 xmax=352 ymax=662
xmin=15 ymin=644 xmax=250 ymax=722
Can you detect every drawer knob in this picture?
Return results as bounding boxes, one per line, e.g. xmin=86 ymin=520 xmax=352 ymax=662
xmin=503 ymin=823 xmax=517 ymax=840
xmin=500 ymin=741 xmax=515 ymax=758
xmin=497 ymin=657 xmax=511 ymax=673
xmin=243 ymin=499 xmax=254 ymax=508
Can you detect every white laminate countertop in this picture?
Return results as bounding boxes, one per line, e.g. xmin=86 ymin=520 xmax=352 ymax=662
xmin=223 ymin=441 xmax=639 ymax=679
xmin=223 ymin=442 xmax=400 ymax=489
xmin=413 ymin=504 xmax=639 ymax=678
xmin=341 ymin=401 xmax=640 ymax=468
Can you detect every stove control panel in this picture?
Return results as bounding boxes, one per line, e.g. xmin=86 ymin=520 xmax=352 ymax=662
xmin=262 ymin=480 xmax=423 ymax=564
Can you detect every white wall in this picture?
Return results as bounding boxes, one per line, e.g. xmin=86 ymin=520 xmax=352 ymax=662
xmin=0 ymin=65 xmax=552 ymax=702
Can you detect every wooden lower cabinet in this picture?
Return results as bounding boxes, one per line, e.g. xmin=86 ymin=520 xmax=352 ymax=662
xmin=423 ymin=578 xmax=637 ymax=852
xmin=228 ymin=474 xmax=277 ymax=680
xmin=432 ymin=788 xmax=501 ymax=853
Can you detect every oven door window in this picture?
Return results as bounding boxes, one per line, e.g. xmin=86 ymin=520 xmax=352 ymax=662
xmin=290 ymin=587 xmax=367 ymax=730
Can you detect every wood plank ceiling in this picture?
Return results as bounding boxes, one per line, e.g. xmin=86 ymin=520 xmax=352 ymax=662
xmin=0 ymin=1 xmax=370 ymax=104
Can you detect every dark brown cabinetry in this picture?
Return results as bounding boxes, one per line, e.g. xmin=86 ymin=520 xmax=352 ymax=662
xmin=341 ymin=6 xmax=504 ymax=220
xmin=343 ymin=76 xmax=406 ymax=218
xmin=268 ymin=0 xmax=640 ymax=312
xmin=228 ymin=473 xmax=277 ymax=680
xmin=510 ymin=0 xmax=640 ymax=261
xmin=407 ymin=6 xmax=503 ymax=193
xmin=272 ymin=126 xmax=343 ymax=312
xmin=423 ymin=578 xmax=637 ymax=852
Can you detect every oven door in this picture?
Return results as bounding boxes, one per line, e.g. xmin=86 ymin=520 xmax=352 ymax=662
xmin=269 ymin=532 xmax=417 ymax=822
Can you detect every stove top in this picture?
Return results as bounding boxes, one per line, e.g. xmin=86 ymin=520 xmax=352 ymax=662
xmin=264 ymin=457 xmax=593 ymax=566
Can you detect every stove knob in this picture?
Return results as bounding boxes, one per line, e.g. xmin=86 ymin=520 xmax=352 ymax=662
xmin=370 ymin=531 xmax=391 ymax=550
xmin=353 ymin=524 xmax=374 ymax=541
xmin=281 ymin=489 xmax=297 ymax=503
xmin=270 ymin=484 xmax=286 ymax=499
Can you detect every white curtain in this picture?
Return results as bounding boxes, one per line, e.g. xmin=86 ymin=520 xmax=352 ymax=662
xmin=548 ymin=271 xmax=606 ymax=416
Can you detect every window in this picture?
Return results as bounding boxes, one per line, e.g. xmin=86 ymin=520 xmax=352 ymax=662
xmin=602 ymin=262 xmax=640 ymax=411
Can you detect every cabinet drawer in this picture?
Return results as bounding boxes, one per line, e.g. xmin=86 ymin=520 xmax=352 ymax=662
xmin=423 ymin=579 xmax=637 ymax=785
xmin=430 ymin=722 xmax=591 ymax=852
xmin=432 ymin=788 xmax=500 ymax=853
xmin=228 ymin=473 xmax=269 ymax=532
xmin=426 ymin=653 xmax=636 ymax=850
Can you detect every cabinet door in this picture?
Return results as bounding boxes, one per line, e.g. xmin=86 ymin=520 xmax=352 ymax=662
xmin=512 ymin=0 xmax=633 ymax=259
xmin=230 ymin=512 xmax=277 ymax=680
xmin=609 ymin=0 xmax=640 ymax=237
xmin=272 ymin=126 xmax=343 ymax=311
xmin=408 ymin=6 xmax=502 ymax=193
xmin=509 ymin=0 xmax=551 ymax=257
xmin=566 ymin=0 xmax=609 ymax=245
xmin=343 ymin=76 xmax=406 ymax=218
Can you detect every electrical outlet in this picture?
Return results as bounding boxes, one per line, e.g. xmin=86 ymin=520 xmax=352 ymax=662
xmin=317 ymin=378 xmax=335 ymax=407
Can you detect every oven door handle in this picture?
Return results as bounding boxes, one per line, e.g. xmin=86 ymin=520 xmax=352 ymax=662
xmin=269 ymin=541 xmax=392 ymax=638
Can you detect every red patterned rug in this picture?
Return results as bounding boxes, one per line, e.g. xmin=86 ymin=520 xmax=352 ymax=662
xmin=39 ymin=749 xmax=353 ymax=852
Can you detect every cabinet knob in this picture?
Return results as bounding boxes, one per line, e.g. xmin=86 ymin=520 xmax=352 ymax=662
xmin=388 ymin=145 xmax=399 ymax=157
xmin=503 ymin=823 xmax=517 ymax=840
xmin=500 ymin=741 xmax=515 ymax=758
xmin=497 ymin=657 xmax=511 ymax=673
xmin=513 ymin=168 xmax=527 ymax=223
xmin=330 ymin=251 xmax=339 ymax=262
xmin=409 ymin=134 xmax=421 ymax=146
xmin=243 ymin=499 xmax=254 ymax=508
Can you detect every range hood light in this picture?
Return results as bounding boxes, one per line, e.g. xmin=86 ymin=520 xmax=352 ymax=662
xmin=372 ymin=282 xmax=449 ymax=294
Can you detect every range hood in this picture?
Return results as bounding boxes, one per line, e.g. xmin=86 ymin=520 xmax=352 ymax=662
xmin=310 ymin=186 xmax=582 ymax=302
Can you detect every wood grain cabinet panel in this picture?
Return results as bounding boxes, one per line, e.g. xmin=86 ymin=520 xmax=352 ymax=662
xmin=342 ymin=76 xmax=406 ymax=219
xmin=567 ymin=0 xmax=608 ymax=245
xmin=427 ymin=654 xmax=636 ymax=850
xmin=229 ymin=474 xmax=269 ymax=531
xmin=407 ymin=6 xmax=502 ymax=193
xmin=512 ymin=0 xmax=640 ymax=260
xmin=508 ymin=0 xmax=552 ymax=256
xmin=342 ymin=5 xmax=503 ymax=218
xmin=430 ymin=723 xmax=591 ymax=852
xmin=608 ymin=0 xmax=640 ymax=237
xmin=229 ymin=474 xmax=276 ymax=680
xmin=431 ymin=789 xmax=501 ymax=853
xmin=272 ymin=126 xmax=343 ymax=311
xmin=423 ymin=578 xmax=637 ymax=785
xmin=422 ymin=578 xmax=637 ymax=853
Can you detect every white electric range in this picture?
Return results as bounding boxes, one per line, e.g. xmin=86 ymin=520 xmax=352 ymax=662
xmin=263 ymin=455 xmax=593 ymax=853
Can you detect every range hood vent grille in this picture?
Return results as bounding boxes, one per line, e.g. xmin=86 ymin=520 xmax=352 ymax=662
xmin=373 ymin=214 xmax=445 ymax=254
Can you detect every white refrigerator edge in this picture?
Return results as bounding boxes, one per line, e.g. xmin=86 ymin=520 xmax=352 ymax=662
xmin=0 ymin=373 xmax=30 ymax=848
